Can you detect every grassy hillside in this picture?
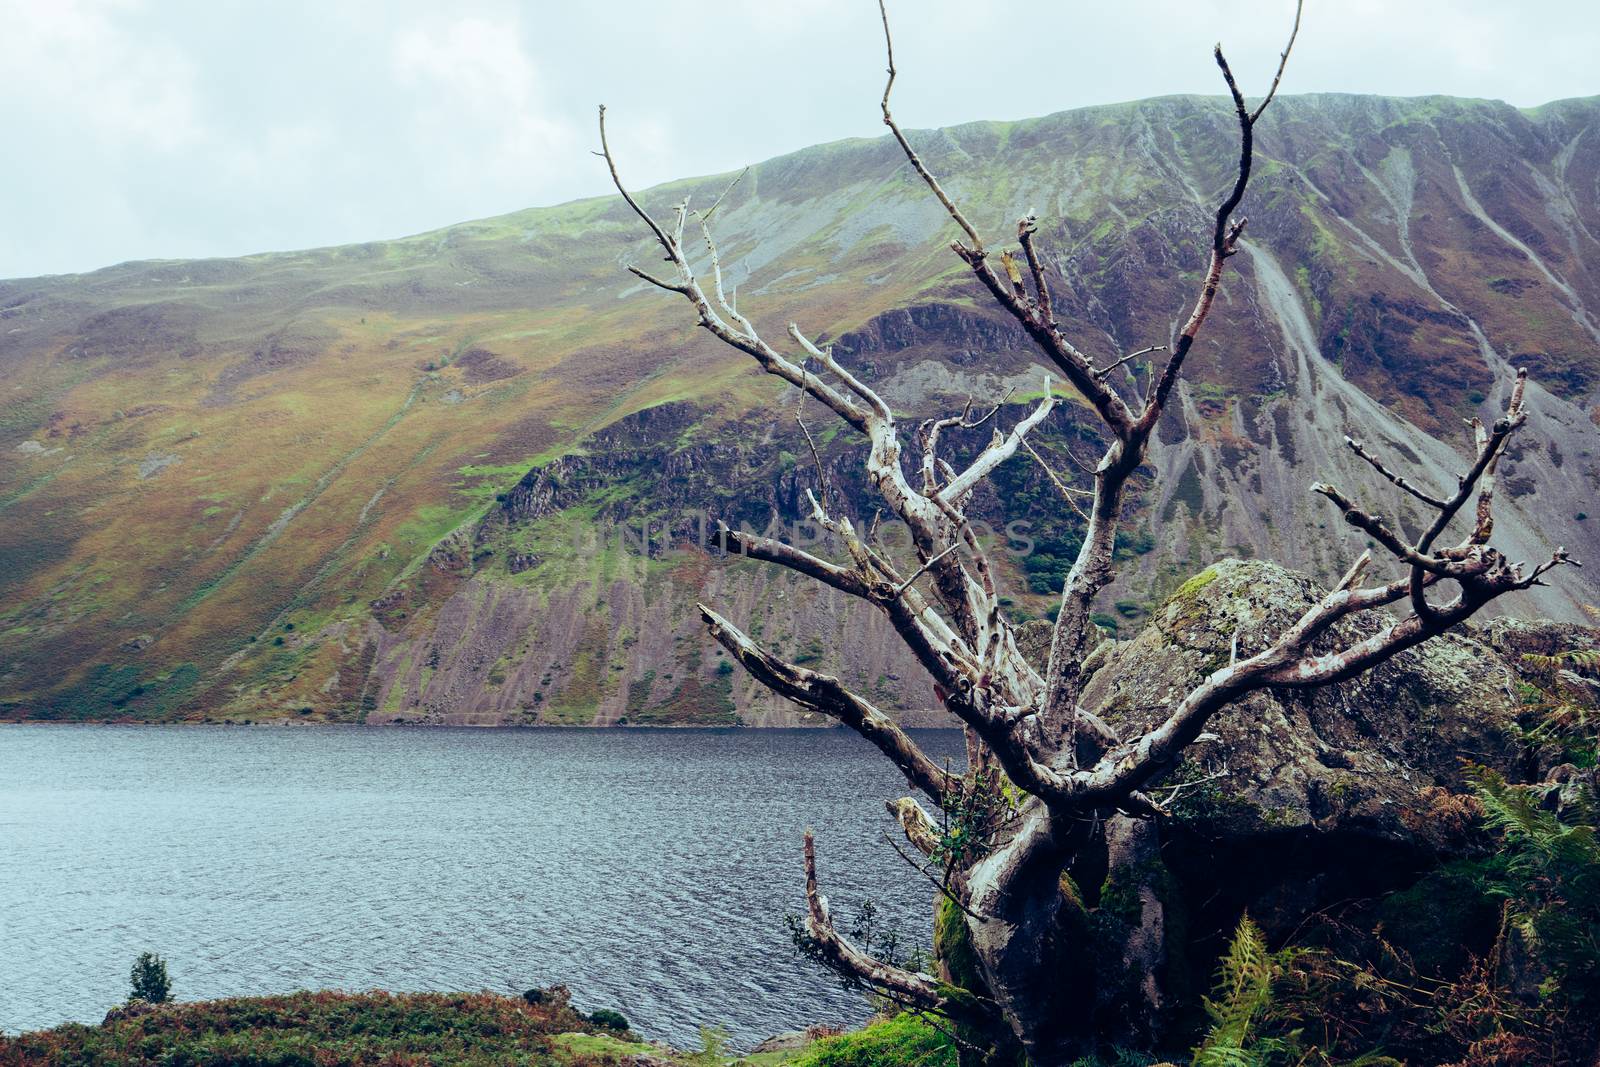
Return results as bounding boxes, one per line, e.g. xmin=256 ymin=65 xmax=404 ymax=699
xmin=3 ymin=93 xmax=1600 ymax=722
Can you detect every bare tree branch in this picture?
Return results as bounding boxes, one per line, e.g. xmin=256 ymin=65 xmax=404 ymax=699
xmin=700 ymin=604 xmax=953 ymax=803
xmin=802 ymin=830 xmax=949 ymax=1010
xmin=599 ymin=106 xmax=875 ymax=435
xmin=877 ymin=0 xmax=983 ymax=252
xmin=877 ymin=7 xmax=1136 ymax=440
xmin=1020 ymin=438 xmax=1091 ymax=523
xmin=1344 ymin=436 xmax=1448 ymax=509
xmin=938 ymin=388 xmax=1058 ymax=505
xmin=795 ymin=413 xmax=835 ymax=510
xmin=887 ymin=796 xmax=941 ymax=857
xmin=1310 ymin=481 xmax=1479 ymax=576
xmin=1135 ymin=1 xmax=1304 ymax=438
xmin=1410 ymin=368 xmax=1529 ymax=617
xmin=1016 ymin=214 xmax=1055 ymax=328
xmin=894 ymin=541 xmax=962 ymax=599
xmin=1063 ymin=367 xmax=1571 ymax=808
xmin=1249 ymin=0 xmax=1304 ymax=123
xmin=1471 ymin=368 xmax=1529 ymax=544
xmin=699 ymin=166 xmax=749 ymax=224
xmin=1094 ymin=345 xmax=1165 ymax=382
xmin=711 ymin=521 xmax=873 ymax=598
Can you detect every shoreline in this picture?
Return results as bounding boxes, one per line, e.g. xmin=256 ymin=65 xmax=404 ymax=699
xmin=0 ymin=718 xmax=959 ymax=731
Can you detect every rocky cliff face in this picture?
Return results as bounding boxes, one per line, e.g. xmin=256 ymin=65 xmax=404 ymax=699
xmin=3 ymin=92 xmax=1600 ymax=721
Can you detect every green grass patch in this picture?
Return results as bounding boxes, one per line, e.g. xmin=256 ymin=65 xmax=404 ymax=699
xmin=548 ymin=1032 xmax=659 ymax=1059
xmin=792 ymin=1013 xmax=955 ymax=1067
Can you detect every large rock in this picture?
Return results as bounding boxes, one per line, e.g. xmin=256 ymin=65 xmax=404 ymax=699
xmin=1081 ymin=558 xmax=1527 ymax=851
xmin=102 ymin=999 xmax=162 ymax=1026
xmin=1062 ymin=558 xmax=1571 ymax=1032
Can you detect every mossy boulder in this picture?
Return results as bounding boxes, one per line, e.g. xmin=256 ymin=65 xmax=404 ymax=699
xmin=1081 ymin=558 xmax=1526 ymax=847
xmin=1069 ymin=558 xmax=1597 ymax=1032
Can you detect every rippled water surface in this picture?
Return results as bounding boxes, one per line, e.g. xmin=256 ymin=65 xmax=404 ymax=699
xmin=1 ymin=725 xmax=966 ymax=1043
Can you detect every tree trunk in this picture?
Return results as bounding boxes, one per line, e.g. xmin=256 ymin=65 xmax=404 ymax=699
xmin=957 ymin=808 xmax=1186 ymax=1064
xmin=961 ymin=804 xmax=1100 ymax=1065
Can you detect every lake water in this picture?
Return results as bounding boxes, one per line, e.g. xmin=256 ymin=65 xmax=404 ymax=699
xmin=0 ymin=725 xmax=966 ymax=1045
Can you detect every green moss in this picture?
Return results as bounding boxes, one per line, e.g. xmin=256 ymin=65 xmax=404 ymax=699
xmin=935 ymin=896 xmax=983 ymax=994
xmin=1097 ymin=874 xmax=1145 ymax=928
xmin=794 ymin=1014 xmax=956 ymax=1067
xmin=1172 ymin=565 xmax=1219 ymax=601
xmin=1089 ymin=850 xmax=1195 ymax=1031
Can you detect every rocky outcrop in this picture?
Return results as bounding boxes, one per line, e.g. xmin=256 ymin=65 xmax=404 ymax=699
xmin=360 ymin=392 xmax=1118 ymax=726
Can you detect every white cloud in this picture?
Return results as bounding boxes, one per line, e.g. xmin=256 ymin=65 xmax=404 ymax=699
xmin=390 ymin=13 xmax=580 ymax=195
xmin=0 ymin=0 xmax=200 ymax=152
xmin=0 ymin=0 xmax=1595 ymax=277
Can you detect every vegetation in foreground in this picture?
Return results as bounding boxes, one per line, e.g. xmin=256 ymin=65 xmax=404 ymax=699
xmin=0 ymin=989 xmax=656 ymax=1067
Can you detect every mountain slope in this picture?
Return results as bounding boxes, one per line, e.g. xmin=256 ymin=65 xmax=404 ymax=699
xmin=3 ymin=92 xmax=1599 ymax=722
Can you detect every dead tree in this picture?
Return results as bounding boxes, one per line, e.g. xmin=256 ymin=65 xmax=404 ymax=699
xmin=596 ymin=2 xmax=1575 ymax=1061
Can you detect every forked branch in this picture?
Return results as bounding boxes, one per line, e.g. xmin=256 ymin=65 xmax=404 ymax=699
xmin=602 ymin=0 xmax=1565 ymax=884
xmin=802 ymin=830 xmax=952 ymax=1012
xmin=700 ymin=604 xmax=954 ymax=803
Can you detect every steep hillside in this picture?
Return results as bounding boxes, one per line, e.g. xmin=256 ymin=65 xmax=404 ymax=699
xmin=3 ymin=93 xmax=1599 ymax=723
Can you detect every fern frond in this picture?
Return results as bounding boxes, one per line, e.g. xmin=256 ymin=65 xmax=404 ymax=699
xmin=1522 ymin=648 xmax=1600 ymax=671
xmin=1194 ymin=915 xmax=1281 ymax=1066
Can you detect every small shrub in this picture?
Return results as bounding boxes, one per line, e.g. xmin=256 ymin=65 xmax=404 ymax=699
xmin=1191 ymin=915 xmax=1303 ymax=1066
xmin=128 ymin=951 xmax=172 ymax=1004
xmin=694 ymin=1024 xmax=731 ymax=1065
xmin=1470 ymin=766 xmax=1600 ymax=1008
xmin=522 ymin=984 xmax=570 ymax=1008
xmin=588 ymin=1008 xmax=630 ymax=1032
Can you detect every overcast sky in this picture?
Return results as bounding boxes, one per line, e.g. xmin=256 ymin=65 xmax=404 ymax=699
xmin=3 ymin=0 xmax=1596 ymax=279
